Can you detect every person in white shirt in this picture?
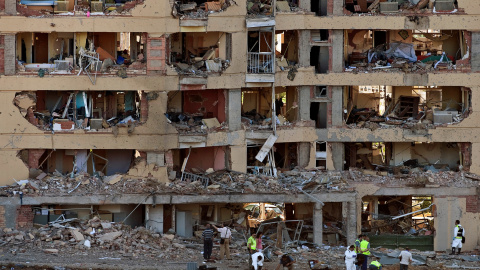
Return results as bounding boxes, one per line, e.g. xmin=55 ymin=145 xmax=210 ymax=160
xmin=251 ymin=250 xmax=264 ymax=270
xmin=345 ymin=245 xmax=357 ymax=270
xmin=398 ymin=247 xmax=413 ymax=270
xmin=213 ymin=224 xmax=232 ymax=260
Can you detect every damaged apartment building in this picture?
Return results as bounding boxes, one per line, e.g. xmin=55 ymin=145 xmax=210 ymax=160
xmin=0 ymin=0 xmax=480 ymax=254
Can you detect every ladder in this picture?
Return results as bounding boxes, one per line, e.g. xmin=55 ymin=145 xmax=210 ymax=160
xmin=62 ymin=93 xmax=75 ymax=119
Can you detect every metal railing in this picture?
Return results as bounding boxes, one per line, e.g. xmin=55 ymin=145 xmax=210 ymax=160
xmin=247 ymin=52 xmax=274 ymax=74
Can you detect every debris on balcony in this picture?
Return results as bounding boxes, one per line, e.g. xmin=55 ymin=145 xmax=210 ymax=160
xmin=247 ymin=0 xmax=273 ymax=16
xmin=345 ymin=0 xmax=462 ymax=15
xmin=172 ymin=0 xmax=233 ymax=19
xmin=15 ymin=91 xmax=142 ymax=132
xmin=345 ymin=85 xmax=471 ymax=130
xmin=165 ymin=112 xmax=228 ymax=134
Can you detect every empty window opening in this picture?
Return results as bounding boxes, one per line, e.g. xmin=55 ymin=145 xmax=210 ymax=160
xmin=165 ymin=89 xmax=226 ymax=133
xmin=248 ymin=30 xmax=275 ymax=74
xmin=310 ymin=102 xmax=327 ymax=128
xmin=16 ymin=32 xmax=146 ymax=74
xmin=316 ymin=141 xmax=327 ymax=169
xmin=345 ymin=0 xmax=459 ymax=15
xmin=312 ymin=30 xmax=329 ymax=42
xmin=14 ymin=90 xmax=142 ymax=131
xmin=310 ymin=46 xmax=329 ymax=74
xmin=169 ymin=32 xmax=229 ymax=75
xmin=345 ymin=30 xmax=468 ymax=72
xmin=311 ymin=0 xmax=328 ymax=16
xmin=344 ymin=86 xmax=470 ymax=127
xmin=314 ymin=86 xmax=328 ymax=98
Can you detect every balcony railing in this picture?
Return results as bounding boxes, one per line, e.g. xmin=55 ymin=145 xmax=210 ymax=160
xmin=247 ymin=52 xmax=274 ymax=74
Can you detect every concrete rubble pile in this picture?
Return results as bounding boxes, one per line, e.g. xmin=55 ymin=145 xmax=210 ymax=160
xmin=2 ymin=167 xmax=479 ymax=199
xmin=1 ymin=218 xmax=480 ymax=269
xmin=172 ymin=0 xmax=233 ymax=19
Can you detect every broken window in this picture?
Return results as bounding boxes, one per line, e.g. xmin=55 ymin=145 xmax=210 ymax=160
xmin=310 ymin=46 xmax=329 ymax=73
xmin=18 ymin=0 xmax=143 ymax=16
xmin=345 ymin=30 xmax=469 ymax=73
xmin=172 ymin=0 xmax=232 ymax=18
xmin=315 ymin=141 xmax=327 ymax=169
xmin=27 ymin=149 xmax=134 ymax=176
xmin=344 ymin=86 xmax=470 ymax=127
xmin=16 ymin=32 xmax=147 ymax=76
xmin=247 ymin=0 xmax=274 ymax=16
xmin=275 ymin=30 xmax=299 ymax=70
xmin=312 ymin=30 xmax=329 ymax=43
xmin=241 ymin=86 xmax=298 ymax=129
xmin=345 ymin=141 xmax=468 ymax=172
xmin=248 ymin=29 xmax=275 ymax=74
xmin=247 ymin=142 xmax=298 ymax=173
xmin=166 ymin=89 xmax=226 ymax=133
xmin=169 ymin=32 xmax=230 ymax=75
xmin=14 ymin=90 xmax=142 ymax=131
xmin=310 ymin=102 xmax=327 ymax=128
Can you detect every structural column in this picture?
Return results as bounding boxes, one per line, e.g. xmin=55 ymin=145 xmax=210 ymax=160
xmin=472 ymin=32 xmax=480 ymax=72
xmin=298 ymin=86 xmax=311 ymax=121
xmin=313 ymin=202 xmax=323 ymax=246
xmin=329 ymin=143 xmax=345 ymax=170
xmin=331 ymin=30 xmax=344 ymax=73
xmin=297 ymin=30 xmax=311 ymax=67
xmin=4 ymin=34 xmax=15 ymax=75
xmin=145 ymin=205 xmax=164 ymax=233
xmin=331 ymin=87 xmax=343 ymax=126
xmin=344 ymin=201 xmax=357 ymax=245
xmin=227 ymin=89 xmax=241 ymax=131
xmin=5 ymin=0 xmax=16 ymax=15
xmin=333 ymin=0 xmax=344 ymax=15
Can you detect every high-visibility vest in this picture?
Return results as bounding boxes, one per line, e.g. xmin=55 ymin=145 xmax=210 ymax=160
xmin=456 ymin=225 xmax=464 ymax=239
xmin=248 ymin=236 xmax=257 ymax=250
xmin=360 ymin=240 xmax=370 ymax=255
xmin=371 ymin=260 xmax=381 ymax=267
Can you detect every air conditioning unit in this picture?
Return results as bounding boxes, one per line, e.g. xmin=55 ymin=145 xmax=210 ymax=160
xmin=380 ymin=2 xmax=399 ymax=13
xmin=54 ymin=60 xmax=70 ymax=72
xmin=90 ymin=1 xmax=104 ymax=12
xmin=55 ymin=0 xmax=69 ymax=12
xmin=435 ymin=0 xmax=454 ymax=11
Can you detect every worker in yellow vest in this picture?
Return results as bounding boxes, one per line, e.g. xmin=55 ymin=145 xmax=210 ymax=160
xmin=359 ymin=236 xmax=371 ymax=270
xmin=369 ymin=257 xmax=382 ymax=270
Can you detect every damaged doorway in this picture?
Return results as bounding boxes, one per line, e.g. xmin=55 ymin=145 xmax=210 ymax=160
xmin=362 ymin=196 xmax=434 ymax=250
xmin=247 ymin=142 xmax=298 ymax=173
xmin=310 ymin=46 xmax=329 ymax=73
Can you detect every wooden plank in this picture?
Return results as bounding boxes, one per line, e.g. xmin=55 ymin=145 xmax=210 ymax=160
xmin=368 ymin=0 xmax=381 ymax=10
xmin=255 ymin=134 xmax=278 ymax=162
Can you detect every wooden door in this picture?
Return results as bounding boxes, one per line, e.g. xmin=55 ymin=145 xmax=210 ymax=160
xmin=34 ymin=33 xmax=49 ymax=63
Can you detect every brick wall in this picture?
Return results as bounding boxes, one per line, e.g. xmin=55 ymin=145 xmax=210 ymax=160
xmin=16 ymin=205 xmax=34 ymax=229
xmin=466 ymin=195 xmax=480 ymax=213
xmin=147 ymin=35 xmax=167 ymax=75
xmin=28 ymin=149 xmax=46 ymax=169
xmin=0 ymin=0 xmax=4 ymax=11
xmin=140 ymin=92 xmax=148 ymax=122
xmin=0 ymin=35 xmax=4 ymax=74
xmin=0 ymin=206 xmax=5 ymax=228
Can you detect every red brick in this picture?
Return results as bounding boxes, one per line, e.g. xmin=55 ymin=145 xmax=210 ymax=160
xmin=16 ymin=206 xmax=34 ymax=229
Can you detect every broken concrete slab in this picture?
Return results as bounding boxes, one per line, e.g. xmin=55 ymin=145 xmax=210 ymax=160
xmin=44 ymin=249 xmax=59 ymax=254
xmin=105 ymin=174 xmax=123 ymax=185
xmin=70 ymin=229 xmax=85 ymax=242
xmin=98 ymin=231 xmax=122 ymax=242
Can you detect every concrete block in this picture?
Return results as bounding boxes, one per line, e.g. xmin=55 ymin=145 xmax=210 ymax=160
xmin=5 ymin=0 xmax=16 ymax=15
xmin=433 ymin=112 xmax=453 ymax=124
xmin=70 ymin=229 xmax=85 ymax=241
xmin=227 ymin=89 xmax=241 ymax=131
xmin=98 ymin=231 xmax=122 ymax=242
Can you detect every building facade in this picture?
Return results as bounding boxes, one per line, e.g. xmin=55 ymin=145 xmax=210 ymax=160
xmin=0 ymin=0 xmax=479 ymax=251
